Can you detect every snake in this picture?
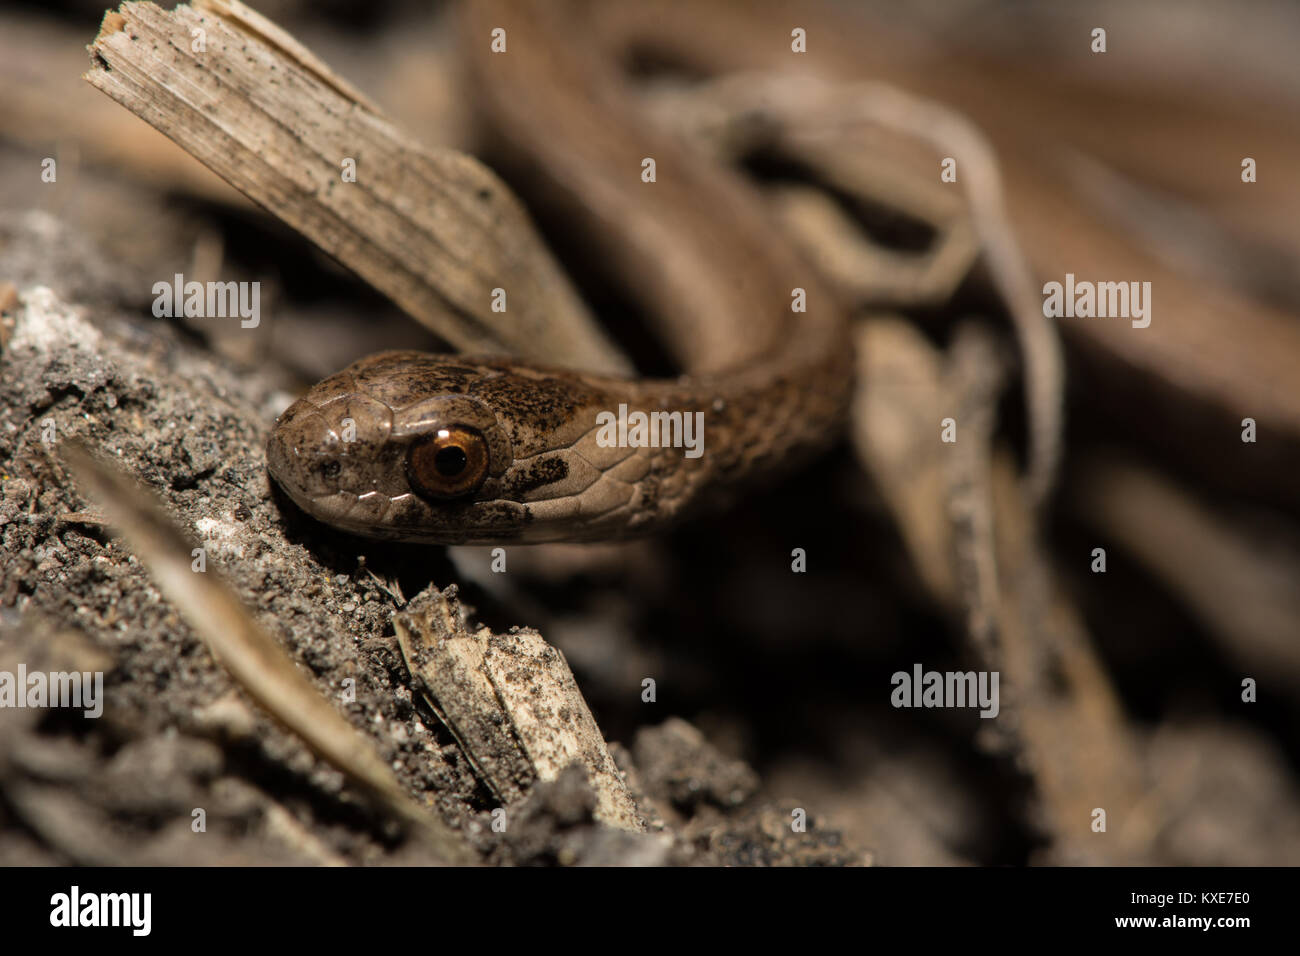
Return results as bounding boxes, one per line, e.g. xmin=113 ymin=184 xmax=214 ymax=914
xmin=265 ymin=0 xmax=855 ymax=544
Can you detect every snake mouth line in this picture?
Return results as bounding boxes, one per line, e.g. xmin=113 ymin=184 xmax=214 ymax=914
xmin=279 ymin=486 xmax=393 ymax=524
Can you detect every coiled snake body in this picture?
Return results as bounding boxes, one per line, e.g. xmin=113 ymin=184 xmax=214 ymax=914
xmin=266 ymin=1 xmax=854 ymax=544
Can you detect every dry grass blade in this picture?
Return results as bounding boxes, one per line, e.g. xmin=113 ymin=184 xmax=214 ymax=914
xmin=59 ymin=439 xmax=474 ymax=864
xmin=83 ymin=1 xmax=630 ymax=375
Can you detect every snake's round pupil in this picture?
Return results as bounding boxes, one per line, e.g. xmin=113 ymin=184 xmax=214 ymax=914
xmin=434 ymin=445 xmax=468 ymax=476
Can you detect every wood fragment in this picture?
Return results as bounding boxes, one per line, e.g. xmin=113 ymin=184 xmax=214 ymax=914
xmin=986 ymin=453 xmax=1149 ymax=862
xmin=395 ymin=587 xmax=644 ymax=833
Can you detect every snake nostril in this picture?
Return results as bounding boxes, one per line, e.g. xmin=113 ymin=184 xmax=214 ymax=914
xmin=322 ymin=460 xmax=341 ymax=480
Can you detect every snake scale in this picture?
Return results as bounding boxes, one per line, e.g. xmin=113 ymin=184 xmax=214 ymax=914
xmin=266 ymin=0 xmax=854 ymax=544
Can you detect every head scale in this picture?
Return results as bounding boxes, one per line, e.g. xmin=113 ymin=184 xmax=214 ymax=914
xmin=265 ymin=351 xmax=625 ymax=543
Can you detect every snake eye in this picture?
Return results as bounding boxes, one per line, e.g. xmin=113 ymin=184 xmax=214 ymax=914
xmin=407 ymin=425 xmax=490 ymax=500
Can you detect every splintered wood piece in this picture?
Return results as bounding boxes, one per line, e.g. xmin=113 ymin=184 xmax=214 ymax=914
xmin=84 ymin=1 xmax=631 ymax=376
xmin=395 ymin=587 xmax=644 ymax=833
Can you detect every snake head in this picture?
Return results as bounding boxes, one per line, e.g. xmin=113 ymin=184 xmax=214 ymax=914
xmin=266 ymin=351 xmax=643 ymax=543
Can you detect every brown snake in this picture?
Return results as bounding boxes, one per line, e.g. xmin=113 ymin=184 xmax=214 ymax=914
xmin=265 ymin=0 xmax=854 ymax=544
